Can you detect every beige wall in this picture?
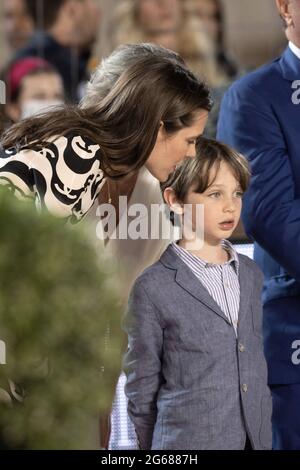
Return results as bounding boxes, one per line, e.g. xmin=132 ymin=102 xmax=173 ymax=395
xmin=0 ymin=0 xmax=287 ymax=71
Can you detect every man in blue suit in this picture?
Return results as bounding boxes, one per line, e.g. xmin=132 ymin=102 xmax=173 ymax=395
xmin=217 ymin=0 xmax=300 ymax=450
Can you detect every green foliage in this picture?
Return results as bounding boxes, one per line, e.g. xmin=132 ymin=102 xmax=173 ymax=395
xmin=0 ymin=189 xmax=123 ymax=449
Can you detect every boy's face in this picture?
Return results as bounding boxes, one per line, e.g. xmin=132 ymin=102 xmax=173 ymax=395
xmin=183 ymin=161 xmax=243 ymax=244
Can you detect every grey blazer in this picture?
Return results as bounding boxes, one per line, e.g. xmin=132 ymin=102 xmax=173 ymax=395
xmin=123 ymin=245 xmax=272 ymax=450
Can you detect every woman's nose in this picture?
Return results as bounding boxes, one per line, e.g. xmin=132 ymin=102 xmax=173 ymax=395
xmin=187 ymin=144 xmax=197 ymax=158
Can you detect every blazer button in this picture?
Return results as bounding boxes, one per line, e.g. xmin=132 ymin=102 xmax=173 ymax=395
xmin=242 ymin=383 xmax=248 ymax=393
xmin=238 ymin=342 xmax=245 ymax=352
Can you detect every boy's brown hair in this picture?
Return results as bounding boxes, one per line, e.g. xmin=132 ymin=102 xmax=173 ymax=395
xmin=161 ymin=137 xmax=251 ymax=202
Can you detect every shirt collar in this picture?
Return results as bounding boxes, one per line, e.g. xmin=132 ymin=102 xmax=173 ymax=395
xmin=289 ymin=41 xmax=300 ymax=61
xmin=172 ymin=239 xmax=239 ymax=274
xmin=221 ymin=239 xmax=239 ymax=274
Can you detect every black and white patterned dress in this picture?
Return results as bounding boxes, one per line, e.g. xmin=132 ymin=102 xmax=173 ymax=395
xmin=0 ymin=134 xmax=106 ymax=223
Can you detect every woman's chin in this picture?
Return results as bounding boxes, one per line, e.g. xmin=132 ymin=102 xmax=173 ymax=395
xmin=145 ymin=165 xmax=173 ymax=183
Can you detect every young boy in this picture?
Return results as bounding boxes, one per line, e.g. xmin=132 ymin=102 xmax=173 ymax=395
xmin=123 ymin=138 xmax=272 ymax=450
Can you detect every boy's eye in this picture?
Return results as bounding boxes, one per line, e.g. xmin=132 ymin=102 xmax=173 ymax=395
xmin=208 ymin=192 xmax=221 ymax=198
xmin=235 ymin=191 xmax=244 ymax=198
xmin=187 ymin=139 xmax=196 ymax=145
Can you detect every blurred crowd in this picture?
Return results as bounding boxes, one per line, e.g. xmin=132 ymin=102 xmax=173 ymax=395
xmin=0 ymin=0 xmax=241 ymax=138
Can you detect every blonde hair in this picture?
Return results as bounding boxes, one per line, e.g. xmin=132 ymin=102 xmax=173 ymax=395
xmin=109 ymin=0 xmax=225 ymax=87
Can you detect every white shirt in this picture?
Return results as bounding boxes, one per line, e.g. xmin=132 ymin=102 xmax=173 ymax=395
xmin=289 ymin=41 xmax=300 ymax=60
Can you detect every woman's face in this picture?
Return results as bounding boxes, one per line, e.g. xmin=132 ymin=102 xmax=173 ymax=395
xmin=145 ymin=110 xmax=209 ymax=183
xmin=137 ymin=0 xmax=181 ymax=35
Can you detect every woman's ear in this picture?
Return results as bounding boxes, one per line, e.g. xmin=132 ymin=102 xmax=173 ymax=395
xmin=156 ymin=121 xmax=165 ymax=142
xmin=163 ymin=187 xmax=184 ymax=215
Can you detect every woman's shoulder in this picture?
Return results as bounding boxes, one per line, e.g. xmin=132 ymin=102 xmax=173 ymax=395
xmin=1 ymin=132 xmax=101 ymax=158
xmin=0 ymin=132 xmax=105 ymax=221
xmin=1 ymin=132 xmax=103 ymax=174
xmin=39 ymin=132 xmax=101 ymax=160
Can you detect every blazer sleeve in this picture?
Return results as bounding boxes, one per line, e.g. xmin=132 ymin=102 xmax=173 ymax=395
xmin=122 ymin=278 xmax=164 ymax=450
xmin=217 ymin=82 xmax=300 ymax=282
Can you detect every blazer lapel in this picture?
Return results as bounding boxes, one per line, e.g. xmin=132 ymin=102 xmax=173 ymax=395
xmin=160 ymin=245 xmax=232 ymax=325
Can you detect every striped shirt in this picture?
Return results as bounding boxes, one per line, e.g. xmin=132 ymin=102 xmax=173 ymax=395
xmin=172 ymin=240 xmax=240 ymax=335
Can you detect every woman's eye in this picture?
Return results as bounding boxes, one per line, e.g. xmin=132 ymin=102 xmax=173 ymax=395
xmin=208 ymin=192 xmax=220 ymax=198
xmin=235 ymin=191 xmax=244 ymax=198
xmin=187 ymin=140 xmax=196 ymax=145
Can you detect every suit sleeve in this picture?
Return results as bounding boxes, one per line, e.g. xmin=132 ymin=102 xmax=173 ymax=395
xmin=122 ymin=278 xmax=164 ymax=450
xmin=217 ymin=82 xmax=300 ymax=282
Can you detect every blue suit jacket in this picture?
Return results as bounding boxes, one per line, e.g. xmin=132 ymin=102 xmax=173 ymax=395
xmin=217 ymin=46 xmax=300 ymax=384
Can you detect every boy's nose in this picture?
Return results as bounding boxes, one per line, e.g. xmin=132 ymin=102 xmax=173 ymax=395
xmin=223 ymin=200 xmax=235 ymax=212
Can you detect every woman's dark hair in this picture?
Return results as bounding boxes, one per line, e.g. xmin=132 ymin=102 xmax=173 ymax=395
xmin=161 ymin=137 xmax=250 ymax=201
xmin=1 ymin=43 xmax=212 ymax=178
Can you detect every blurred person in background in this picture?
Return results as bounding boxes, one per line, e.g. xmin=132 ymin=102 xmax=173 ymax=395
xmin=110 ymin=0 xmax=220 ymax=87
xmin=187 ymin=0 xmax=239 ymax=82
xmin=110 ymin=0 xmax=233 ymax=138
xmin=12 ymin=0 xmax=101 ymax=102
xmin=217 ymin=0 xmax=300 ymax=449
xmin=3 ymin=0 xmax=34 ymax=53
xmin=4 ymin=57 xmax=65 ymax=124
xmin=184 ymin=0 xmax=240 ymax=138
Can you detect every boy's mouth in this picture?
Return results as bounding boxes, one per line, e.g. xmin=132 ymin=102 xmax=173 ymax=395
xmin=219 ymin=220 xmax=235 ymax=231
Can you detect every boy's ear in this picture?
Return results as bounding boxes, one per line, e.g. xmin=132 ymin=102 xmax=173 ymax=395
xmin=163 ymin=187 xmax=184 ymax=214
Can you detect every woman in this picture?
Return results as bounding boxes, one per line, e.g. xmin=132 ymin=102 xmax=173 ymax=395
xmin=0 ymin=43 xmax=211 ymax=224
xmin=0 ymin=43 xmax=211 ymax=449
